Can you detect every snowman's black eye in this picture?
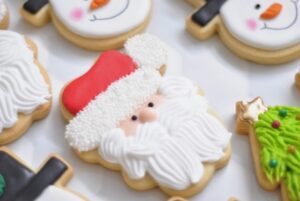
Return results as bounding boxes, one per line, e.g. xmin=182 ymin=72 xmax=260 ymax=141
xmin=255 ymin=4 xmax=261 ymax=9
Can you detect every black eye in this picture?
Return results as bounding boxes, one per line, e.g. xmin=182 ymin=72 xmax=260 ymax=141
xmin=255 ymin=4 xmax=261 ymax=9
xmin=148 ymin=102 xmax=154 ymax=107
xmin=131 ymin=115 xmax=138 ymax=121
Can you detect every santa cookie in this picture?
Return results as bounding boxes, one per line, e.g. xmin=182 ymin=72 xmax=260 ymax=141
xmin=186 ymin=0 xmax=300 ymax=64
xmin=20 ymin=0 xmax=152 ymax=51
xmin=60 ymin=34 xmax=232 ymax=197
xmin=0 ymin=0 xmax=8 ymax=29
xmin=236 ymin=97 xmax=300 ymax=201
xmin=0 ymin=30 xmax=51 ymax=145
xmin=0 ymin=147 xmax=87 ymax=200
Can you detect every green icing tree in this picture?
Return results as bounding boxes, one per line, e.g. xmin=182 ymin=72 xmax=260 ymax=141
xmin=255 ymin=106 xmax=300 ymax=201
xmin=0 ymin=174 xmax=5 ymax=197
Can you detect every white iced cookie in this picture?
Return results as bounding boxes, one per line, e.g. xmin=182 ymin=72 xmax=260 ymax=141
xmin=185 ymin=0 xmax=300 ymax=64
xmin=0 ymin=30 xmax=51 ymax=145
xmin=20 ymin=0 xmax=152 ymax=51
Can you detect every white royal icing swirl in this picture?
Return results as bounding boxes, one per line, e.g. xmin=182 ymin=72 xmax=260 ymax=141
xmin=0 ymin=30 xmax=50 ymax=132
xmin=220 ymin=0 xmax=300 ymax=50
xmin=36 ymin=186 xmax=84 ymax=201
xmin=50 ymin=0 xmax=151 ymax=38
xmin=0 ymin=0 xmax=6 ymax=22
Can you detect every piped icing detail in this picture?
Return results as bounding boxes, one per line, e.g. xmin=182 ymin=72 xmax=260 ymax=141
xmin=0 ymin=30 xmax=50 ymax=132
xmin=255 ymin=106 xmax=300 ymax=201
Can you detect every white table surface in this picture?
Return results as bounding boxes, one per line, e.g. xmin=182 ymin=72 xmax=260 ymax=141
xmin=6 ymin=0 xmax=300 ymax=201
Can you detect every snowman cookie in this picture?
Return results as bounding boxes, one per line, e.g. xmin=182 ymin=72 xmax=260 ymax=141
xmin=20 ymin=0 xmax=152 ymax=51
xmin=186 ymin=0 xmax=300 ymax=64
xmin=0 ymin=147 xmax=87 ymax=200
xmin=60 ymin=34 xmax=232 ymax=197
xmin=0 ymin=30 xmax=51 ymax=145
xmin=236 ymin=97 xmax=300 ymax=201
xmin=0 ymin=0 xmax=8 ymax=29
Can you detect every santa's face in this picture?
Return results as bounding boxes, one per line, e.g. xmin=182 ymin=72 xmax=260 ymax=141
xmin=99 ymin=91 xmax=231 ymax=190
xmin=49 ymin=0 xmax=151 ymax=38
xmin=220 ymin=0 xmax=300 ymax=49
xmin=118 ymin=94 xmax=164 ymax=136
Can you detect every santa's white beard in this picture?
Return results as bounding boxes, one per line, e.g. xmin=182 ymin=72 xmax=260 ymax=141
xmin=98 ymin=95 xmax=231 ymax=190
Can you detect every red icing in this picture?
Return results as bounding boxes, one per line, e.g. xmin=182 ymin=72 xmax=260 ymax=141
xmin=62 ymin=51 xmax=137 ymax=115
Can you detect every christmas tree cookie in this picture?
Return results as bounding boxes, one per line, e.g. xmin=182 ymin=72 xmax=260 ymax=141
xmin=0 ymin=0 xmax=8 ymax=29
xmin=0 ymin=147 xmax=87 ymax=200
xmin=236 ymin=97 xmax=300 ymax=201
xmin=185 ymin=0 xmax=300 ymax=64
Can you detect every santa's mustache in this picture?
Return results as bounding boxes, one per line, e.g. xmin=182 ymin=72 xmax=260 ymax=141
xmin=99 ymin=96 xmax=231 ymax=190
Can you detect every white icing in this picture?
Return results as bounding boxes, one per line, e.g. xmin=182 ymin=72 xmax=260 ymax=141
xmin=0 ymin=0 xmax=6 ymax=22
xmin=242 ymin=98 xmax=268 ymax=122
xmin=36 ymin=186 xmax=84 ymax=201
xmin=125 ymin=34 xmax=168 ymax=69
xmin=49 ymin=0 xmax=151 ymax=38
xmin=66 ymin=68 xmax=162 ymax=152
xmin=66 ymin=76 xmax=231 ymax=190
xmin=220 ymin=0 xmax=300 ymax=50
xmin=0 ymin=30 xmax=50 ymax=132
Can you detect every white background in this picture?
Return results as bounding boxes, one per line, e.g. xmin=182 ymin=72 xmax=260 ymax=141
xmin=5 ymin=0 xmax=300 ymax=200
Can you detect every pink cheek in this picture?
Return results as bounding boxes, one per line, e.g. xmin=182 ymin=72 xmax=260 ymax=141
xmin=70 ymin=8 xmax=84 ymax=21
xmin=246 ymin=19 xmax=258 ymax=31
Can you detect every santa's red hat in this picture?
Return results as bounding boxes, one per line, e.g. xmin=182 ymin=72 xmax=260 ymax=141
xmin=64 ymin=34 xmax=168 ymax=152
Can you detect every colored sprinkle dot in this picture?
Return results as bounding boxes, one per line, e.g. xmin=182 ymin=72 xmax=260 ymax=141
xmin=288 ymin=145 xmax=296 ymax=154
xmin=296 ymin=114 xmax=300 ymax=120
xmin=269 ymin=159 xmax=278 ymax=168
xmin=278 ymin=109 xmax=287 ymax=118
xmin=272 ymin=120 xmax=281 ymax=129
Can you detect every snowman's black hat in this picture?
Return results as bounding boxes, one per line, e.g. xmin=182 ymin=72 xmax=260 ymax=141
xmin=23 ymin=0 xmax=49 ymax=14
xmin=192 ymin=0 xmax=227 ymax=26
xmin=0 ymin=151 xmax=69 ymax=201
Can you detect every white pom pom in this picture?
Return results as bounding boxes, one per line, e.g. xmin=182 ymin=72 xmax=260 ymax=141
xmin=125 ymin=34 xmax=168 ymax=70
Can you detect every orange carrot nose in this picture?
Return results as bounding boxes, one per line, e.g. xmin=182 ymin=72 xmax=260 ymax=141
xmin=260 ymin=3 xmax=282 ymax=20
xmin=90 ymin=0 xmax=110 ymax=11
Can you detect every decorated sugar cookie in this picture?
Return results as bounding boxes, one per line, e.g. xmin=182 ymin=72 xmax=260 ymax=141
xmin=185 ymin=0 xmax=300 ymax=64
xmin=0 ymin=30 xmax=51 ymax=145
xmin=236 ymin=97 xmax=300 ymax=201
xmin=60 ymin=34 xmax=232 ymax=197
xmin=20 ymin=0 xmax=152 ymax=51
xmin=0 ymin=0 xmax=8 ymax=29
xmin=0 ymin=147 xmax=87 ymax=200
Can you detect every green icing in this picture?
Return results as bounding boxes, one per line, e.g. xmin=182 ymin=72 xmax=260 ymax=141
xmin=0 ymin=174 xmax=5 ymax=197
xmin=255 ymin=106 xmax=300 ymax=201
